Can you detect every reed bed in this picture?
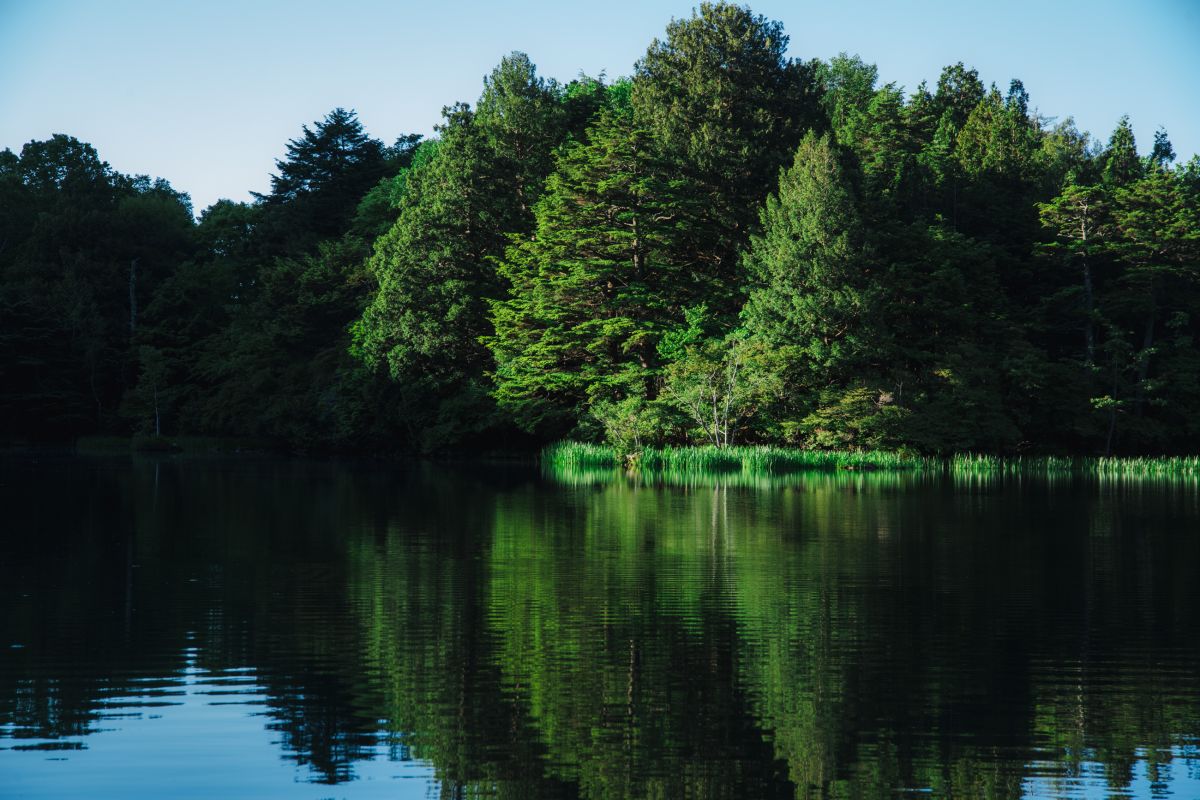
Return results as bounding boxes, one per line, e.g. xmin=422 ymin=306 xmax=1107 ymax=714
xmin=951 ymin=453 xmax=1200 ymax=477
xmin=543 ymin=441 xmax=928 ymax=475
xmin=544 ymin=442 xmax=1200 ymax=484
xmin=540 ymin=441 xmax=622 ymax=469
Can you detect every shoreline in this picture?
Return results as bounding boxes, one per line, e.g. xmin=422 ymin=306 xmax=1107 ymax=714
xmin=543 ymin=441 xmax=1200 ymax=479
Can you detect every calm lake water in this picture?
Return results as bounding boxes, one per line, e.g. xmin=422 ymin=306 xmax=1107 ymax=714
xmin=2 ymin=455 xmax=1199 ymax=799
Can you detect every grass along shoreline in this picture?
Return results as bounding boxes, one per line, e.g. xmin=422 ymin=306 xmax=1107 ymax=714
xmin=543 ymin=441 xmax=1200 ymax=479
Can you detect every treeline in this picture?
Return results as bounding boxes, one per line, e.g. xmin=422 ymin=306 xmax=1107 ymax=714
xmin=2 ymin=2 xmax=1198 ymax=455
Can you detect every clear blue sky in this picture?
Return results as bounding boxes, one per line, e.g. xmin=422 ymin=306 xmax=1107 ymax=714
xmin=2 ymin=0 xmax=1197 ymax=214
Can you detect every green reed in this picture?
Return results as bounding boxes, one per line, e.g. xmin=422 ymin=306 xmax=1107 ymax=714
xmin=544 ymin=442 xmax=1200 ymax=485
xmin=542 ymin=441 xmax=928 ymax=475
xmin=540 ymin=441 xmax=623 ymax=469
xmin=950 ymin=453 xmax=1200 ymax=477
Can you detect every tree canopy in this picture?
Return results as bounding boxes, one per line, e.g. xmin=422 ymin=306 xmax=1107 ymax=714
xmin=2 ymin=2 xmax=1197 ymax=456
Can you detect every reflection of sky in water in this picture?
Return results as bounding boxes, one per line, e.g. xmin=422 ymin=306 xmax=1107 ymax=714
xmin=2 ymin=648 xmax=436 ymax=799
xmin=4 ymin=646 xmax=1198 ymax=798
xmin=3 ymin=456 xmax=1199 ymax=799
xmin=1023 ymin=748 xmax=1200 ymax=799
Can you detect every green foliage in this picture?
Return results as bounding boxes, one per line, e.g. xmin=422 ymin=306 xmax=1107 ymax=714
xmin=543 ymin=440 xmax=929 ymax=478
xmin=253 ymin=108 xmax=389 ymax=253
xmin=794 ymin=385 xmax=910 ymax=450
xmin=487 ymin=102 xmax=693 ymax=435
xmin=588 ymin=393 xmax=664 ymax=460
xmin=743 ymin=131 xmax=869 ymax=363
xmin=1103 ymin=115 xmax=1142 ymax=187
xmin=354 ymin=106 xmax=505 ymax=384
xmin=0 ymin=135 xmax=196 ymax=439
xmin=660 ymin=333 xmax=785 ymax=447
xmin=121 ymin=345 xmax=171 ymax=436
xmin=353 ymin=53 xmax=570 ymax=450
xmin=741 ymin=130 xmax=881 ymax=444
xmin=3 ymin=9 xmax=1198 ymax=460
xmin=631 ymin=1 xmax=820 ymax=316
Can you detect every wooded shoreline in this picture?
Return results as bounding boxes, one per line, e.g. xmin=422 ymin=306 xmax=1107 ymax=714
xmin=3 ymin=2 xmax=1197 ymax=458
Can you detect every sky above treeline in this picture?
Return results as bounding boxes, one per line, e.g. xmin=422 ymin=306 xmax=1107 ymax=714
xmin=2 ymin=0 xmax=1197 ymax=214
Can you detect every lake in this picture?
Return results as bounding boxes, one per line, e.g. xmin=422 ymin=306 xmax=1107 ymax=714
xmin=1 ymin=455 xmax=1198 ymax=799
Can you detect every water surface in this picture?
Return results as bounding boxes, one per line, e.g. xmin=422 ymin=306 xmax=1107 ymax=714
xmin=2 ymin=456 xmax=1198 ymax=798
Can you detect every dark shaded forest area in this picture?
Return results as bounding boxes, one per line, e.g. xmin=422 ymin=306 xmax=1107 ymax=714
xmin=2 ymin=2 xmax=1198 ymax=456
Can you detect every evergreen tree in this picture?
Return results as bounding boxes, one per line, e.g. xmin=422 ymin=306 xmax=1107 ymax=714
xmin=742 ymin=131 xmax=870 ymax=370
xmin=353 ymin=54 xmax=568 ymax=449
xmin=932 ymin=62 xmax=985 ymax=130
xmin=487 ymin=103 xmax=693 ymax=436
xmin=1149 ymin=127 xmax=1176 ymax=170
xmin=815 ymin=54 xmax=879 ymax=148
xmin=954 ymin=81 xmax=1044 ymax=249
xmin=1039 ymin=184 xmax=1111 ymax=365
xmin=631 ymin=1 xmax=819 ymax=317
xmin=474 ymin=52 xmax=566 ymax=216
xmin=252 ymin=108 xmax=388 ymax=253
xmin=1102 ymin=116 xmax=1142 ymax=187
xmin=354 ymin=106 xmax=504 ymax=385
xmin=1101 ymin=168 xmax=1200 ymax=449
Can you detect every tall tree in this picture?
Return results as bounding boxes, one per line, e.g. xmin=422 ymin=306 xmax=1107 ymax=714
xmin=743 ymin=131 xmax=870 ymax=365
xmin=0 ymin=136 xmax=195 ymax=439
xmin=474 ymin=52 xmax=566 ymax=217
xmin=741 ymin=131 xmax=885 ymax=443
xmin=354 ymin=54 xmax=568 ymax=449
xmin=487 ymin=102 xmax=693 ymax=436
xmin=1149 ymin=127 xmax=1176 ymax=170
xmin=1039 ymin=184 xmax=1111 ymax=365
xmin=253 ymin=107 xmax=388 ymax=253
xmin=1102 ymin=116 xmax=1142 ymax=187
xmin=1102 ymin=167 xmax=1200 ymax=448
xmin=631 ymin=1 xmax=819 ymax=317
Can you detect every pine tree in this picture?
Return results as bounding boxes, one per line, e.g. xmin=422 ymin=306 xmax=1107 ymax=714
xmin=1149 ymin=127 xmax=1176 ymax=171
xmin=253 ymin=108 xmax=387 ymax=250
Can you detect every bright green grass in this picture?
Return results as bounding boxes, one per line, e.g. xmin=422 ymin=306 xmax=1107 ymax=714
xmin=951 ymin=453 xmax=1200 ymax=477
xmin=544 ymin=441 xmax=1200 ymax=483
xmin=542 ymin=441 xmax=928 ymax=474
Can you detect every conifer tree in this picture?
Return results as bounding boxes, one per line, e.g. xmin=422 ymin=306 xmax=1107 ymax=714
xmin=353 ymin=54 xmax=568 ymax=448
xmin=631 ymin=1 xmax=819 ymax=318
xmin=1102 ymin=116 xmax=1142 ymax=187
xmin=742 ymin=131 xmax=871 ymax=378
xmin=487 ymin=102 xmax=694 ymax=435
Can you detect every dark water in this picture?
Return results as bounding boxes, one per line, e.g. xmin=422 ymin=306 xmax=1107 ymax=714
xmin=2 ymin=456 xmax=1199 ymax=799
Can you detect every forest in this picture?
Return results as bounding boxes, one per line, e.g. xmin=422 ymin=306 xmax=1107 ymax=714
xmin=2 ymin=2 xmax=1198 ymax=457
